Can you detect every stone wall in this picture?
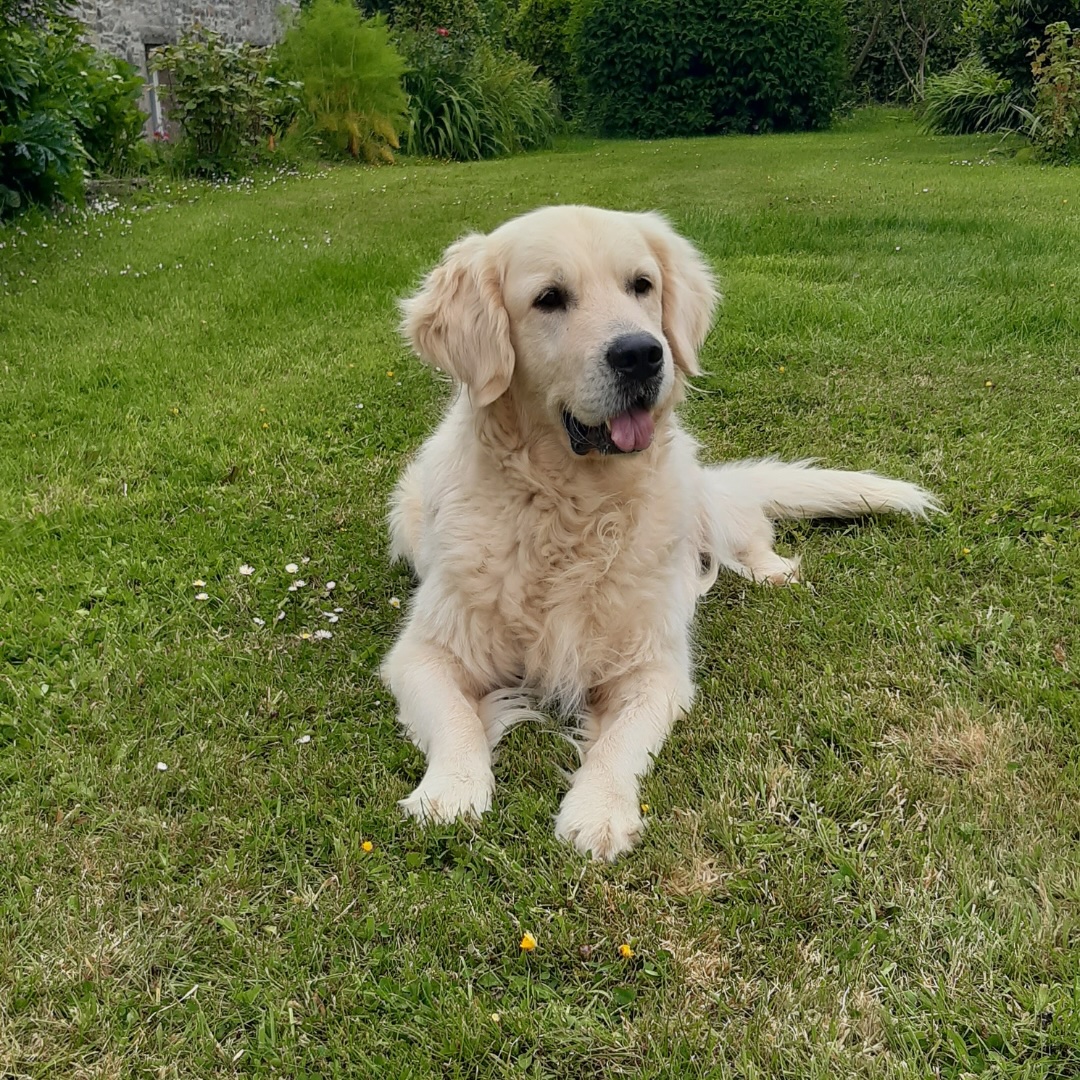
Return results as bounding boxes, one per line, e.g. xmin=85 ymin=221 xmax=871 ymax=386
xmin=76 ymin=0 xmax=299 ymax=131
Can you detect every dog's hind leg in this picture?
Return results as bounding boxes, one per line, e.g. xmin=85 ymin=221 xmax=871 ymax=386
xmin=697 ymin=489 xmax=801 ymax=586
xmin=382 ymin=631 xmax=495 ymax=823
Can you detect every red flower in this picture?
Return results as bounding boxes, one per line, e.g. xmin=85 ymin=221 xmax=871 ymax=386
xmin=436 ymin=27 xmax=449 ymax=37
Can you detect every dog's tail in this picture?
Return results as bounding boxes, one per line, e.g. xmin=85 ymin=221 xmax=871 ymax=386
xmin=705 ymin=458 xmax=940 ymax=521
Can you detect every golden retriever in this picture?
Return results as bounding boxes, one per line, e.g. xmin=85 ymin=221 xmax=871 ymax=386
xmin=383 ymin=205 xmax=936 ymax=861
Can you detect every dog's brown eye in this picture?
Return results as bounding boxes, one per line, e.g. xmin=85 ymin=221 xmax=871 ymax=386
xmin=534 ymin=286 xmax=568 ymax=311
xmin=632 ymin=276 xmax=653 ymax=297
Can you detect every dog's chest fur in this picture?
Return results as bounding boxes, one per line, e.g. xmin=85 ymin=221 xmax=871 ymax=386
xmin=417 ymin=420 xmax=700 ymax=700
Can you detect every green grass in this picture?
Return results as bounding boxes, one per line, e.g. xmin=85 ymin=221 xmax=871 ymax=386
xmin=1 ymin=108 xmax=1078 ymax=1077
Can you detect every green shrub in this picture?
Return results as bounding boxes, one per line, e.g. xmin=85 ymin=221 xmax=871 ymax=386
xmin=961 ymin=0 xmax=1080 ymax=89
xmin=397 ymin=27 xmax=559 ymax=159
xmin=151 ymin=26 xmax=271 ymax=176
xmin=0 ymin=14 xmax=146 ymax=216
xmin=77 ymin=52 xmax=149 ymax=175
xmin=921 ymin=55 xmax=1034 ymax=131
xmin=1029 ymin=20 xmax=1080 ymax=160
xmin=572 ymin=0 xmax=847 ymax=139
xmin=276 ymin=0 xmax=407 ymax=162
xmin=511 ymin=0 xmax=577 ymax=112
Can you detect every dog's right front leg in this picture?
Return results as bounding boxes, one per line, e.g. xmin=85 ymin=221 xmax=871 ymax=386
xmin=382 ymin=632 xmax=494 ymax=824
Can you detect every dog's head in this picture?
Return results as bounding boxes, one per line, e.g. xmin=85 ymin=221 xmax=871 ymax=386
xmin=400 ymin=206 xmax=719 ymax=456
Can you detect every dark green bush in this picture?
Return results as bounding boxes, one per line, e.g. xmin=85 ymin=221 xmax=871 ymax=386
xmin=1 ymin=14 xmax=146 ymax=216
xmin=920 ymin=56 xmax=1033 ymax=132
xmin=962 ymin=0 xmax=1080 ymax=89
xmin=276 ymin=0 xmax=407 ymax=162
xmin=397 ymin=26 xmax=559 ymax=159
xmin=572 ymin=0 xmax=847 ymax=139
xmin=511 ymin=0 xmax=577 ymax=112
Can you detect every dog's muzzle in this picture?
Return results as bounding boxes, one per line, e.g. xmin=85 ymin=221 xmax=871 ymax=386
xmin=562 ymin=332 xmax=665 ymax=456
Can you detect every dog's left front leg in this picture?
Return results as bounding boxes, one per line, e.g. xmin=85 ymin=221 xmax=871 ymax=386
xmin=555 ymin=665 xmax=689 ymax=861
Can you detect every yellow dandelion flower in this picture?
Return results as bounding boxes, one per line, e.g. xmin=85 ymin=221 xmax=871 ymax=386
xmin=962 ymin=547 xmax=971 ymax=556
xmin=386 ymin=370 xmax=394 ymax=378
xmin=361 ymin=840 xmax=374 ymax=853
xmin=520 ymin=932 xmax=537 ymax=952
xmin=262 ymin=422 xmax=269 ymax=429
xmin=985 ymin=380 xmax=994 ymax=388
xmin=640 ymin=802 xmax=650 ymax=814
xmin=619 ymin=943 xmax=634 ymax=959
xmin=778 ymin=365 xmax=786 ymax=374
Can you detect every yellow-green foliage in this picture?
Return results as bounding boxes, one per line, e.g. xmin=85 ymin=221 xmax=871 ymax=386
xmin=277 ymin=0 xmax=408 ymax=162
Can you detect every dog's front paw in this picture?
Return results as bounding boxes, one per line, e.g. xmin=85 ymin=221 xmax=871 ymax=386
xmin=400 ymin=765 xmax=495 ymax=824
xmin=554 ymin=779 xmax=643 ymax=861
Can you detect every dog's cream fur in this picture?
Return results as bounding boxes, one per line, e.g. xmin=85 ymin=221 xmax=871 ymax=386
xmin=384 ymin=206 xmax=937 ymax=861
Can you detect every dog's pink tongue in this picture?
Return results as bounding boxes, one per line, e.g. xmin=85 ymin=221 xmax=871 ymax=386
xmin=609 ymin=408 xmax=655 ymax=452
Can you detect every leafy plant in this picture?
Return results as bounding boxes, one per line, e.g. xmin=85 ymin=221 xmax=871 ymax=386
xmin=151 ymin=26 xmax=271 ymax=176
xmin=397 ymin=26 xmax=559 ymax=159
xmin=573 ymin=0 xmax=847 ymax=139
xmin=921 ymin=55 xmax=1034 ymax=132
xmin=1029 ymin=20 xmax=1080 ymax=160
xmin=276 ymin=0 xmax=407 ymax=162
xmin=76 ymin=53 xmax=148 ymax=175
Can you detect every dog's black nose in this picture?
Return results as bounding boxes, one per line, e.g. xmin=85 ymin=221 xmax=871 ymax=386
xmin=606 ymin=332 xmax=663 ymax=382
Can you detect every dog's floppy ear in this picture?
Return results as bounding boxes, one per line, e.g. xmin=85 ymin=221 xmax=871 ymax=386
xmin=399 ymin=233 xmax=514 ymax=408
xmin=640 ymin=213 xmax=719 ymax=377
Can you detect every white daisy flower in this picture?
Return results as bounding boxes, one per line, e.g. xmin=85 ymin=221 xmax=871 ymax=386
xmin=325 ymin=581 xmax=336 ymax=591
xmin=389 ymin=597 xmax=401 ymax=609
xmin=193 ymin=579 xmax=206 ymax=587
xmin=297 ymin=734 xmax=311 ymax=744
xmin=195 ymin=592 xmax=209 ymax=601
xmin=252 ymin=617 xmax=266 ymax=627
xmin=239 ymin=564 xmax=255 ymax=576
xmin=321 ymin=612 xmax=338 ymax=623
xmin=156 ymin=762 xmax=168 ymax=772
xmin=313 ymin=629 xmax=333 ymax=640
xmin=285 ymin=562 xmax=299 ymax=574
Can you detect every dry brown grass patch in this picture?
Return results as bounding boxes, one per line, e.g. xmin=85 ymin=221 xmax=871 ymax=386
xmin=884 ymin=705 xmax=1017 ymax=779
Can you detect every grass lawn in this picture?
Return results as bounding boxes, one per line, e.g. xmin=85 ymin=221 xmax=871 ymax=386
xmin=1 ymin=108 xmax=1078 ymax=1077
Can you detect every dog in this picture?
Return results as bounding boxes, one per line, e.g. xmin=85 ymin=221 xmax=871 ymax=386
xmin=382 ymin=205 xmax=937 ymax=861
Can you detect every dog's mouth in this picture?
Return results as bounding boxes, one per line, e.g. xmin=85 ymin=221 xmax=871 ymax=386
xmin=562 ymin=405 xmax=656 ymax=456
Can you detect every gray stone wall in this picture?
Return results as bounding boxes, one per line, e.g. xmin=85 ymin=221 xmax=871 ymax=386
xmin=76 ymin=0 xmax=299 ymax=130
